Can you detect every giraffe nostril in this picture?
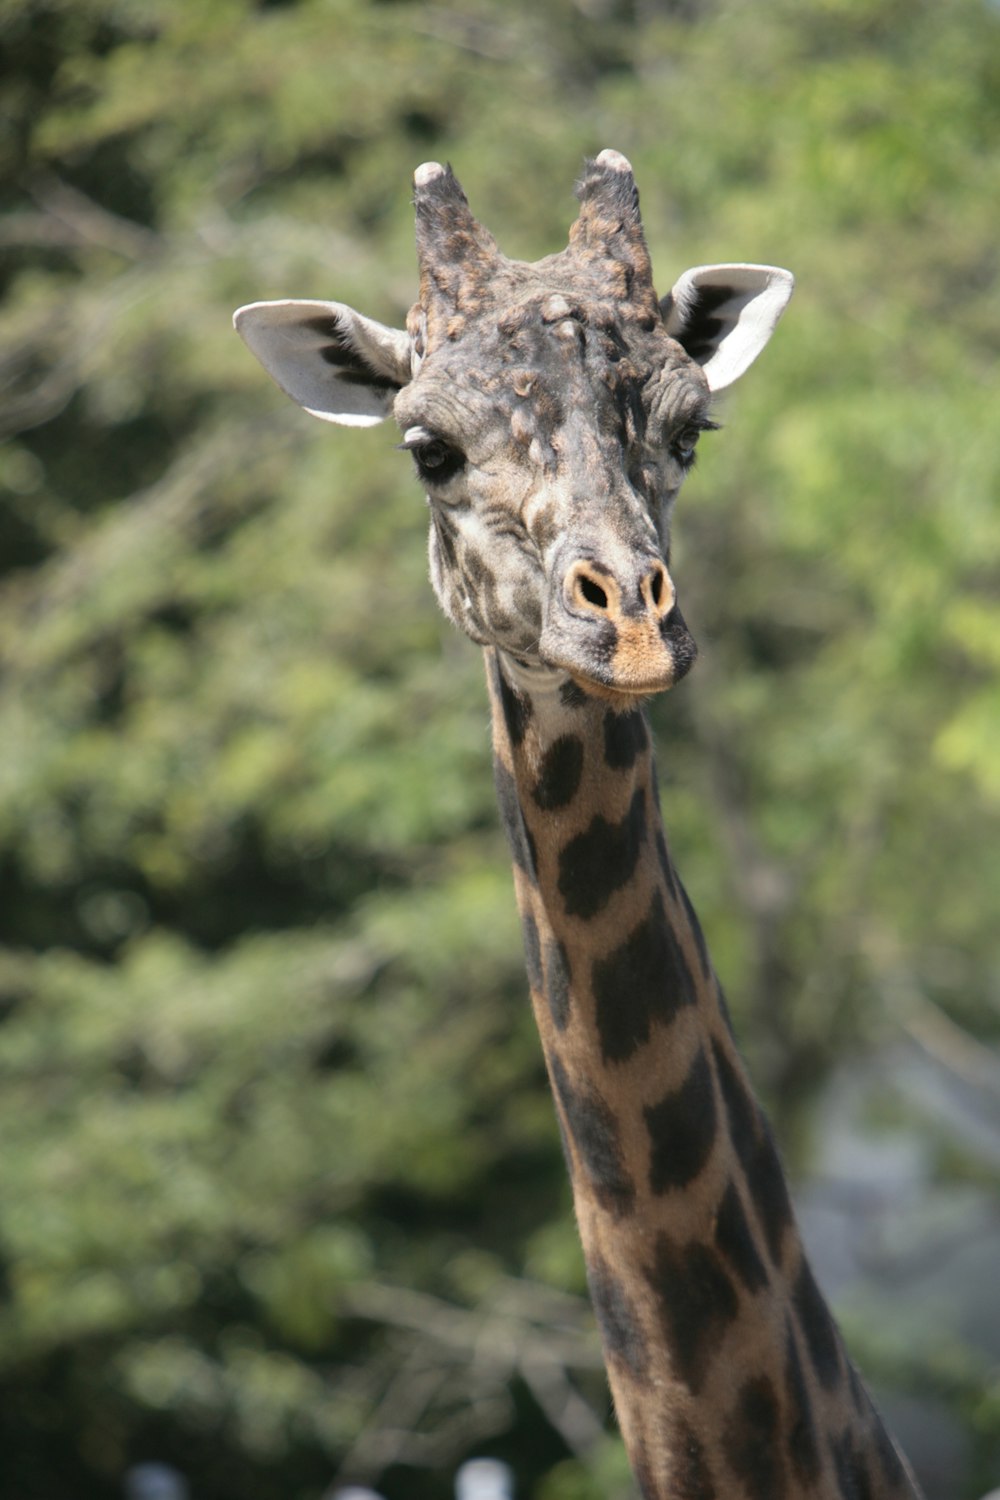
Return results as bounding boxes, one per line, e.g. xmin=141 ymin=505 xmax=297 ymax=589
xmin=646 ymin=562 xmax=675 ymax=618
xmin=578 ymin=575 xmax=609 ymax=611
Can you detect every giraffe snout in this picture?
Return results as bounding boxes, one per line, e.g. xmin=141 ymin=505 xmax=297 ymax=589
xmin=539 ymin=551 xmax=696 ymax=696
xmin=565 ymin=556 xmax=676 ymax=625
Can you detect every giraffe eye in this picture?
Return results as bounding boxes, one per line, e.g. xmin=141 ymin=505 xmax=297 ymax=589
xmin=411 ymin=437 xmax=466 ymax=484
xmin=669 ymin=427 xmax=702 ymax=468
xmin=668 ymin=417 xmax=716 ymax=468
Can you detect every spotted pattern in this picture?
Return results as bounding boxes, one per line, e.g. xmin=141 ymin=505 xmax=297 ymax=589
xmin=647 ymin=1233 xmax=739 ymax=1395
xmin=604 ymin=707 xmax=648 ymax=770
xmin=549 ymin=1053 xmax=635 ymax=1216
xmin=743 ymin=1121 xmax=795 ymax=1265
xmin=591 ymin=890 xmax=695 ymax=1064
xmin=711 ymin=1040 xmax=794 ymax=1264
xmin=831 ymin=1428 xmax=874 ymax=1500
xmin=645 ymin=1047 xmax=717 ymax=1193
xmin=552 ymin=1103 xmax=575 ymax=1181
xmin=671 ymin=1422 xmax=716 ymax=1500
xmin=496 ymin=642 xmax=915 ymax=1494
xmin=721 ymin=1376 xmax=786 ymax=1500
xmin=497 ymin=680 xmax=909 ymax=1495
xmin=587 ymin=1254 xmax=648 ymax=1378
xmin=462 ymin=546 xmax=517 ymax=639
xmin=557 ymin=786 xmax=647 ymax=919
xmin=794 ymin=1259 xmax=842 ymax=1391
xmin=533 ymin=734 xmax=585 ymax=810
xmin=521 ymin=912 xmax=543 ymax=993
xmin=710 ymin=1038 xmax=759 ymax=1153
xmin=714 ymin=1180 xmax=769 ymax=1294
xmin=544 ymin=937 xmax=572 ymax=1030
xmin=654 ymin=827 xmax=679 ymax=901
xmin=493 ymin=658 xmax=532 ymax=747
xmin=631 ymin=1441 xmax=660 ymax=1500
xmin=784 ymin=1317 xmax=821 ymax=1482
xmin=493 ymin=758 xmax=537 ymax=878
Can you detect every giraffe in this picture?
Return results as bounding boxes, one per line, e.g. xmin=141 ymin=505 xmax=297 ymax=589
xmin=234 ymin=152 xmax=924 ymax=1500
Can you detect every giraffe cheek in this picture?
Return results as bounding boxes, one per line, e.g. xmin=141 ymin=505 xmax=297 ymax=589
xmin=510 ymin=580 xmax=544 ymax=637
xmin=477 ymin=566 xmax=546 ymax=655
xmin=427 ymin=525 xmax=461 ymax=628
xmin=428 ymin=526 xmax=491 ymax=642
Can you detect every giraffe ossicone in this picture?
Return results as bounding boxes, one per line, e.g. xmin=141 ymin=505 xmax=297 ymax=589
xmin=234 ymin=155 xmax=922 ymax=1499
xmin=413 ymin=160 xmax=447 ymax=187
xmin=594 ymin=147 xmax=633 ymax=172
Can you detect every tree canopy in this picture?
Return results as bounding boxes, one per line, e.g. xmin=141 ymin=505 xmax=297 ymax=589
xmin=1 ymin=2 xmax=999 ymax=1497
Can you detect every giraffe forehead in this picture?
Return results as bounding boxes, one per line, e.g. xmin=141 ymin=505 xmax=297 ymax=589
xmin=399 ymin=296 xmax=707 ymax=456
xmin=492 ymin=282 xmax=662 ymax=362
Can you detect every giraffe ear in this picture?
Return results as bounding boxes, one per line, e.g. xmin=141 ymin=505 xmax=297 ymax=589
xmin=660 ymin=264 xmax=794 ymax=392
xmin=233 ymin=299 xmax=412 ymax=426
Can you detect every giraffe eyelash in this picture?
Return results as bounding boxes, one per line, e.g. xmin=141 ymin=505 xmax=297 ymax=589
xmin=668 ymin=416 xmax=721 ymax=469
xmin=398 ymin=427 xmax=467 ymax=484
xmin=398 ymin=425 xmax=436 ymax=449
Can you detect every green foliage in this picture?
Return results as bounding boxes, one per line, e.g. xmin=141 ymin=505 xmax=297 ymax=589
xmin=2 ymin=1 xmax=999 ymax=1497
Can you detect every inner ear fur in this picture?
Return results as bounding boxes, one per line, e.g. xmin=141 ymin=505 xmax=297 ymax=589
xmin=660 ymin=264 xmax=794 ymax=391
xmin=233 ymin=299 xmax=412 ymax=427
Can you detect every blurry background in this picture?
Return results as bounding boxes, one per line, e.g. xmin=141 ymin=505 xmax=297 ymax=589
xmin=1 ymin=1 xmax=999 ymax=1496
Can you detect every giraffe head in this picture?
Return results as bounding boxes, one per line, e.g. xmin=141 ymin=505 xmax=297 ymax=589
xmin=235 ymin=152 xmax=792 ymax=700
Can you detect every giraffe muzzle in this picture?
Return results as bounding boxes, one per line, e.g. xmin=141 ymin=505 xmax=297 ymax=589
xmin=539 ymin=552 xmax=698 ymax=696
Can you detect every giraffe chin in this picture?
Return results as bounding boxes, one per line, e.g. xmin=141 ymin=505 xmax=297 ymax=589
xmin=566 ymin=671 xmax=674 ymax=707
xmin=560 ymin=629 xmax=698 ymax=704
xmin=502 ymin=655 xmax=670 ymax=707
xmin=568 ymin=675 xmax=650 ymax=708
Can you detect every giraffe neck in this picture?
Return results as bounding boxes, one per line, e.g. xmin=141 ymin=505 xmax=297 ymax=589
xmin=485 ymin=648 xmax=920 ymax=1500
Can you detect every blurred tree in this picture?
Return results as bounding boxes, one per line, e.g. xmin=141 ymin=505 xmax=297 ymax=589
xmin=0 ymin=1 xmax=998 ymax=1497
